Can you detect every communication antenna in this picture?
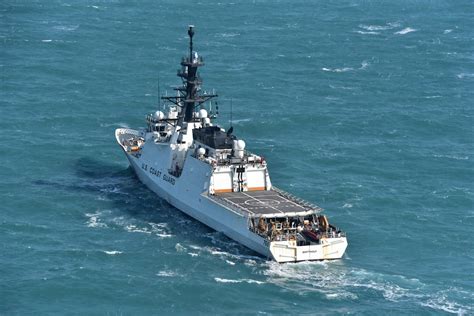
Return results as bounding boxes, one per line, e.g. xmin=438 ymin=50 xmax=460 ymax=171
xmin=230 ymin=98 xmax=233 ymax=128
xmin=157 ymin=73 xmax=161 ymax=107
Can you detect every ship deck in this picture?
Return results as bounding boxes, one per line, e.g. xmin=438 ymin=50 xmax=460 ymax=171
xmin=209 ymin=188 xmax=322 ymax=218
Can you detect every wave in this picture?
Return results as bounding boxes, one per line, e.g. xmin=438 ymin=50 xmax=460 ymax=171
xmin=156 ymin=233 xmax=173 ymax=238
xmin=100 ymin=122 xmax=130 ymax=128
xmin=457 ymin=73 xmax=474 ymax=79
xmin=156 ymin=270 xmax=177 ymax=277
xmin=103 ymin=250 xmax=122 ymax=255
xmin=322 ymin=61 xmax=369 ymax=73
xmin=85 ymin=212 xmax=108 ymax=228
xmin=175 ymin=243 xmax=187 ymax=252
xmin=360 ymin=61 xmax=369 ymax=70
xmin=53 ymin=25 xmax=79 ymax=32
xmin=40 ymin=39 xmax=76 ymax=44
xmin=322 ymin=67 xmax=353 ymax=73
xmin=329 ymin=85 xmax=355 ymax=90
xmin=355 ymin=30 xmax=380 ymax=35
xmin=185 ymin=242 xmax=262 ymax=264
xmin=125 ymin=224 xmax=152 ymax=234
xmin=433 ymin=154 xmax=469 ymax=160
xmin=395 ymin=27 xmax=417 ymax=35
xmin=358 ymin=22 xmax=400 ymax=31
xmin=232 ymin=118 xmax=252 ymax=124
xmin=123 ymin=222 xmax=173 ymax=238
xmin=216 ymin=32 xmax=240 ymax=38
xmin=214 ymin=277 xmax=265 ymax=284
xmin=420 ymin=288 xmax=472 ymax=315
xmin=262 ymin=261 xmax=472 ymax=314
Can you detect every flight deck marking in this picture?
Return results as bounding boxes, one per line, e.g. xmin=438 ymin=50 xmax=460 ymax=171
xmin=284 ymin=198 xmax=308 ymax=210
xmin=241 ymin=192 xmax=284 ymax=214
xmin=222 ymin=197 xmax=255 ymax=214
xmin=245 ymin=192 xmax=308 ymax=211
xmin=244 ymin=198 xmax=281 ymax=207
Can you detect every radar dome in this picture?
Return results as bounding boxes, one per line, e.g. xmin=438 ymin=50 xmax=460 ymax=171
xmin=197 ymin=147 xmax=206 ymax=156
xmin=199 ymin=109 xmax=208 ymax=119
xmin=236 ymin=140 xmax=246 ymax=150
xmin=154 ymin=111 xmax=165 ymax=120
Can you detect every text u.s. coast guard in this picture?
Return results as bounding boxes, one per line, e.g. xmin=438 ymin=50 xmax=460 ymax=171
xmin=141 ymin=163 xmax=175 ymax=185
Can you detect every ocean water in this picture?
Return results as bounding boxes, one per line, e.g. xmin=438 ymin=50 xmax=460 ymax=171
xmin=2 ymin=0 xmax=473 ymax=314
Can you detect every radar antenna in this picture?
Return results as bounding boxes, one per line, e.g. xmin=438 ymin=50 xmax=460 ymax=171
xmin=161 ymin=26 xmax=218 ymax=124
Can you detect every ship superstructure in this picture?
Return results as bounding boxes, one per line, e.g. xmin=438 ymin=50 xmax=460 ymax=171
xmin=115 ymin=26 xmax=347 ymax=262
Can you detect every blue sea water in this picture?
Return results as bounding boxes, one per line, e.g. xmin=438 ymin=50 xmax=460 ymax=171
xmin=1 ymin=0 xmax=473 ymax=314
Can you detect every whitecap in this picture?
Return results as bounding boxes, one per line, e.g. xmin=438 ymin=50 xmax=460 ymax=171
xmin=42 ymin=39 xmax=52 ymax=42
xmin=100 ymin=122 xmax=130 ymax=128
xmin=156 ymin=270 xmax=176 ymax=277
xmin=359 ymin=24 xmax=393 ymax=31
xmin=395 ymin=27 xmax=417 ymax=35
xmin=342 ymin=203 xmax=353 ymax=208
xmin=359 ymin=61 xmax=370 ymax=70
xmin=175 ymin=243 xmax=187 ymax=252
xmin=433 ymin=154 xmax=469 ymax=160
xmin=149 ymin=222 xmax=172 ymax=237
xmin=420 ymin=290 xmax=471 ymax=315
xmin=149 ymin=222 xmax=168 ymax=228
xmin=208 ymin=248 xmax=262 ymax=262
xmin=322 ymin=67 xmax=354 ymax=73
xmin=265 ymin=262 xmax=472 ymax=314
xmin=355 ymin=31 xmax=380 ymax=35
xmin=329 ymin=85 xmax=355 ymax=90
xmin=232 ymin=118 xmax=252 ymax=124
xmin=156 ymin=233 xmax=173 ymax=238
xmin=457 ymin=73 xmax=474 ymax=79
xmin=85 ymin=212 xmax=107 ymax=228
xmin=443 ymin=29 xmax=452 ymax=34
xmin=211 ymin=250 xmax=229 ymax=256
xmin=188 ymin=252 xmax=198 ymax=257
xmin=325 ymin=292 xmax=358 ymax=300
xmin=226 ymin=260 xmax=236 ymax=266
xmin=125 ymin=224 xmax=151 ymax=234
xmin=217 ymin=32 xmax=240 ymax=38
xmin=214 ymin=277 xmax=264 ymax=284
xmin=53 ymin=25 xmax=79 ymax=32
xmin=103 ymin=250 xmax=122 ymax=255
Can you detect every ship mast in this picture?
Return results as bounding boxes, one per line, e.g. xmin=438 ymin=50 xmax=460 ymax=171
xmin=161 ymin=26 xmax=217 ymax=124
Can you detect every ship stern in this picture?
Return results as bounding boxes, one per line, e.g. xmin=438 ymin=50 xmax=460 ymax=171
xmin=269 ymin=237 xmax=348 ymax=263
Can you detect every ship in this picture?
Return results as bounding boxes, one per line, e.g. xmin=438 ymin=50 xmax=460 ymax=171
xmin=115 ymin=26 xmax=348 ymax=262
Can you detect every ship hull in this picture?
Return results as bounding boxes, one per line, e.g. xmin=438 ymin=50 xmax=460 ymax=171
xmin=116 ymin=128 xmax=347 ymax=262
xmin=122 ymin=145 xmax=273 ymax=259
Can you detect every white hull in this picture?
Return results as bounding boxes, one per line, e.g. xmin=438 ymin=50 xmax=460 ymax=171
xmin=114 ymin=28 xmax=348 ymax=262
xmin=116 ymin=128 xmax=347 ymax=262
